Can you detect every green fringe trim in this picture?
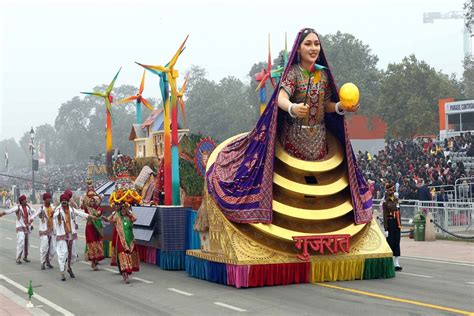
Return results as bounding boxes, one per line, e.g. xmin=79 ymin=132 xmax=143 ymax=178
xmin=363 ymin=257 xmax=395 ymax=279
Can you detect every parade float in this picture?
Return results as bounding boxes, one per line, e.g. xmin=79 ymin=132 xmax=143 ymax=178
xmin=84 ymin=32 xmax=394 ymax=287
xmin=185 ymin=35 xmax=395 ymax=288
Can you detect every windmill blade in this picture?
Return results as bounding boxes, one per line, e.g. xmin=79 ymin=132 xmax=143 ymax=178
xmin=105 ymin=98 xmax=114 ymax=124
xmin=136 ymin=62 xmax=163 ymax=76
xmin=141 ymin=97 xmax=154 ymax=111
xmin=137 ymin=62 xmax=167 ymax=73
xmin=138 ymin=69 xmax=146 ymax=95
xmin=267 ymin=34 xmax=276 ymax=88
xmin=105 ymin=67 xmax=122 ymax=95
xmin=179 ymin=72 xmax=190 ymax=94
xmin=254 ymin=73 xmax=270 ymax=92
xmin=115 ymin=95 xmax=138 ymax=105
xmin=179 ymin=98 xmax=186 ymax=128
xmin=168 ymin=77 xmax=179 ymax=105
xmin=267 ymin=33 xmax=272 ymax=73
xmin=81 ymin=91 xmax=106 ymax=98
xmin=254 ymin=68 xmax=266 ymax=81
xmin=168 ymin=35 xmax=189 ymax=69
xmin=163 ymin=46 xmax=185 ymax=69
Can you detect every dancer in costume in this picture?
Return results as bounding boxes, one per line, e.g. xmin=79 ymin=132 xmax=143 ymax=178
xmin=63 ymin=189 xmax=79 ymax=209
xmin=104 ymin=188 xmax=140 ymax=284
xmin=82 ymin=181 xmax=105 ymax=271
xmin=207 ymin=28 xmax=372 ymax=224
xmin=30 ymin=192 xmax=56 ymax=270
xmin=382 ymin=182 xmax=402 ymax=271
xmin=53 ymin=193 xmax=96 ymax=281
xmin=0 ymin=195 xmax=34 ymax=264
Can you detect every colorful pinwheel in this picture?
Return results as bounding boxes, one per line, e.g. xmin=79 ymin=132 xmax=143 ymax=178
xmin=175 ymin=72 xmax=190 ymax=128
xmin=115 ymin=70 xmax=154 ymax=124
xmin=255 ymin=34 xmax=276 ymax=92
xmin=270 ymin=32 xmax=289 ymax=84
xmin=136 ymin=35 xmax=189 ymax=206
xmin=81 ymin=67 xmax=121 ymax=176
xmin=254 ymin=34 xmax=276 ymax=115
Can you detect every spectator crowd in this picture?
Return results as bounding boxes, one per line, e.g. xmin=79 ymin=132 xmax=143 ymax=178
xmin=1 ymin=133 xmax=473 ymax=204
xmin=357 ymin=133 xmax=474 ymax=201
xmin=0 ymin=162 xmax=105 ymax=192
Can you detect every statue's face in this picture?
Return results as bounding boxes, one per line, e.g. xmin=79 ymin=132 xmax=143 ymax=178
xmin=298 ymin=32 xmax=320 ymax=65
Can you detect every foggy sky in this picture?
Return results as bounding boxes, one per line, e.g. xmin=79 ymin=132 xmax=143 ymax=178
xmin=0 ymin=0 xmax=470 ymax=140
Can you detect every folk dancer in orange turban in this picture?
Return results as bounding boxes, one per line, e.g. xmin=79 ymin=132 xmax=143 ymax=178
xmin=29 ymin=192 xmax=56 ymax=270
xmin=53 ymin=193 xmax=97 ymax=281
xmin=0 ymin=195 xmax=35 ymax=264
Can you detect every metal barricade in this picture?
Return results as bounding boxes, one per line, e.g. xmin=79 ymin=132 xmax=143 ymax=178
xmin=455 ymin=177 xmax=474 ymax=203
xmin=372 ymin=199 xmax=473 ymax=237
xmin=428 ymin=185 xmax=456 ymax=201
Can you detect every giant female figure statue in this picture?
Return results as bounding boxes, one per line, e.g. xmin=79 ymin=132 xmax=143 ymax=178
xmin=206 ymin=28 xmax=373 ymax=225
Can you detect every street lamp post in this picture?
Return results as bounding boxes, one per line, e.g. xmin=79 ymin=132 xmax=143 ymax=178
xmin=30 ymin=127 xmax=36 ymax=204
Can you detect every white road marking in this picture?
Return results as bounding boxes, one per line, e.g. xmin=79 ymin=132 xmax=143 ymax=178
xmin=104 ymin=268 xmax=119 ymax=274
xmin=31 ymin=245 xmax=39 ymax=249
xmin=467 ymin=281 xmax=474 ymax=285
xmin=6 ymin=237 xmax=12 ymax=240
xmin=398 ymin=272 xmax=433 ymax=279
xmin=403 ymin=256 xmax=474 ymax=267
xmin=0 ymin=274 xmax=75 ymax=315
xmin=132 ymin=277 xmax=153 ymax=284
xmin=168 ymin=288 xmax=194 ymax=296
xmin=214 ymin=302 xmax=246 ymax=312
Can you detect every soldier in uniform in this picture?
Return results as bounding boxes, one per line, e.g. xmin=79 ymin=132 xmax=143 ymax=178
xmin=383 ymin=182 xmax=403 ymax=271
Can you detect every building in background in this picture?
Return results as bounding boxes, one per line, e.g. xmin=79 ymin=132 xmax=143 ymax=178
xmin=438 ymin=98 xmax=474 ymax=140
xmin=346 ymin=115 xmax=387 ymax=155
xmin=129 ymin=108 xmax=189 ymax=159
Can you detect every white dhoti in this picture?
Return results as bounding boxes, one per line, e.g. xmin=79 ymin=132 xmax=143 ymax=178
xmin=56 ymin=238 xmax=77 ymax=272
xmin=57 ymin=240 xmax=68 ymax=272
xmin=71 ymin=238 xmax=77 ymax=263
xmin=40 ymin=234 xmax=56 ymax=264
xmin=16 ymin=231 xmax=29 ymax=260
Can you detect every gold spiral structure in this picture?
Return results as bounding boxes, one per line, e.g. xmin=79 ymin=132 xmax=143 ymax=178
xmin=202 ymin=132 xmax=364 ymax=248
xmin=188 ymin=132 xmax=392 ymax=267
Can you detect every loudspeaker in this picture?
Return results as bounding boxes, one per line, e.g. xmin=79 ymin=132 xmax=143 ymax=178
xmin=33 ymin=159 xmax=39 ymax=171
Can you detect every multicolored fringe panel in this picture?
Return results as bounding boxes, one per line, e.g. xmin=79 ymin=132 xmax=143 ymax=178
xmin=134 ymin=245 xmax=187 ymax=270
xmin=185 ymin=255 xmax=395 ymax=288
